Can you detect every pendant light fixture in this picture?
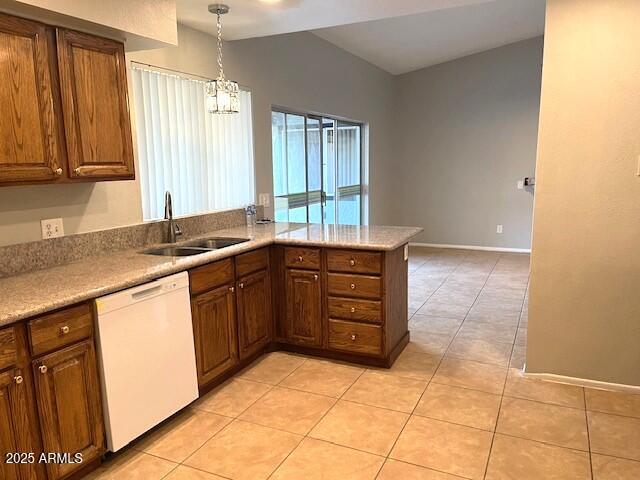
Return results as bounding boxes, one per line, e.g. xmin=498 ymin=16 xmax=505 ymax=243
xmin=206 ymin=4 xmax=239 ymax=114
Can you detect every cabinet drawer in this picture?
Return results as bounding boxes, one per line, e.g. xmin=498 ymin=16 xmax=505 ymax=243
xmin=236 ymin=247 xmax=269 ymax=277
xmin=189 ymin=258 xmax=234 ymax=295
xmin=0 ymin=326 xmax=17 ymax=370
xmin=284 ymin=247 xmax=320 ymax=270
xmin=329 ymin=319 xmax=382 ymax=356
xmin=28 ymin=304 xmax=93 ymax=356
xmin=328 ymin=297 xmax=382 ymax=324
xmin=328 ymin=273 xmax=382 ymax=299
xmin=327 ymin=250 xmax=382 ymax=275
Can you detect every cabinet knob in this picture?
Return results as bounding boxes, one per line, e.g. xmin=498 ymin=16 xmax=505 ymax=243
xmin=350 ymin=307 xmax=355 ymax=313
xmin=314 ymin=274 xmax=318 ymax=281
xmin=298 ymin=256 xmax=303 ymax=262
xmin=349 ymin=259 xmax=356 ymax=267
xmin=74 ymin=167 xmax=81 ymax=175
xmin=350 ymin=334 xmax=357 ymax=341
xmin=39 ymin=365 xmax=48 ymax=374
xmin=54 ymin=167 xmax=63 ymax=176
xmin=350 ymin=283 xmax=356 ymax=290
xmin=239 ymin=283 xmax=244 ymax=289
xmin=14 ymin=375 xmax=23 ymax=384
xmin=60 ymin=325 xmax=70 ymax=335
xmin=229 ymin=286 xmax=235 ymax=293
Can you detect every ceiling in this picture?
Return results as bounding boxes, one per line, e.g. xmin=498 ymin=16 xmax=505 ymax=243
xmin=176 ymin=0 xmax=545 ymax=75
xmin=314 ymin=0 xmax=546 ymax=74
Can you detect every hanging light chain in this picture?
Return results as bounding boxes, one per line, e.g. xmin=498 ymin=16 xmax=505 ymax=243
xmin=216 ymin=11 xmax=225 ymax=80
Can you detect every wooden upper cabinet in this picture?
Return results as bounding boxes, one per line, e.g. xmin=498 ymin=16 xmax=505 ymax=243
xmin=236 ymin=269 xmax=272 ymax=360
xmin=191 ymin=284 xmax=238 ymax=387
xmin=33 ymin=339 xmax=104 ymax=480
xmin=285 ymin=269 xmax=322 ymax=347
xmin=0 ymin=13 xmax=64 ymax=184
xmin=56 ymin=29 xmax=134 ymax=180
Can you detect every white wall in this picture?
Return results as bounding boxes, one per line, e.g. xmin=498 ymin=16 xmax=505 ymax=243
xmin=392 ymin=37 xmax=543 ymax=250
xmin=0 ymin=24 xmax=396 ymax=246
xmin=527 ymin=0 xmax=640 ymax=387
xmin=3 ymin=0 xmax=177 ymax=48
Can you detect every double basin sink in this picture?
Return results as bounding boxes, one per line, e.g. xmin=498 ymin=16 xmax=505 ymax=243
xmin=141 ymin=237 xmax=250 ymax=257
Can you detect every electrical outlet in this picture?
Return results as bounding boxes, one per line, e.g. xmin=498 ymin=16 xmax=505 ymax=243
xmin=258 ymin=193 xmax=271 ymax=208
xmin=496 ymin=225 xmax=503 ymax=234
xmin=41 ymin=218 xmax=64 ymax=239
xmin=517 ymin=180 xmax=524 ymax=190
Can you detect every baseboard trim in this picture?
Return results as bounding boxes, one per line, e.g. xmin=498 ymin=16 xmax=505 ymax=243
xmin=409 ymin=242 xmax=531 ymax=254
xmin=523 ymin=370 xmax=640 ymax=394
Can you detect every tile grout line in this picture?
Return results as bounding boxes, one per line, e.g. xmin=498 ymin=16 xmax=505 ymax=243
xmin=265 ymin=361 xmax=368 ymax=479
xmin=375 ymin=251 xmax=473 ymax=479
xmin=176 ymin=354 xmax=310 ymax=478
xmin=584 ymin=387 xmax=595 ymax=479
xmin=482 ymin=254 xmax=527 ymax=479
xmin=379 ymin=250 xmax=492 ymax=479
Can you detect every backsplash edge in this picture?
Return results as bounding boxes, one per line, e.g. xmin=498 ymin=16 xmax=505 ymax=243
xmin=0 ymin=207 xmax=259 ymax=277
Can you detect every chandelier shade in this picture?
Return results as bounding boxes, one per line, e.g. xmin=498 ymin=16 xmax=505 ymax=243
xmin=206 ymin=78 xmax=239 ymax=113
xmin=207 ymin=4 xmax=239 ymax=114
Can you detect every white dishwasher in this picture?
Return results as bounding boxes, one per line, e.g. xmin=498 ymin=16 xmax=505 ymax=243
xmin=95 ymin=271 xmax=198 ymax=452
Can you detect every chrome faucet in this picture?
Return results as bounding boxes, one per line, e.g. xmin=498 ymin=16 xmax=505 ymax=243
xmin=164 ymin=191 xmax=182 ymax=243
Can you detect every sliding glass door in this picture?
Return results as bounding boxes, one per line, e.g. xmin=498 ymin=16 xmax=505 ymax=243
xmin=272 ymin=110 xmax=363 ymax=225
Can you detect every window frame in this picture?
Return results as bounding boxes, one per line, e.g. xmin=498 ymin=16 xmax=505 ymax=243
xmin=271 ymin=106 xmax=365 ymax=225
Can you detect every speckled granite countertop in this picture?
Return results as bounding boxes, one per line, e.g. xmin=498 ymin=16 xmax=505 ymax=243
xmin=0 ymin=223 xmax=421 ymax=326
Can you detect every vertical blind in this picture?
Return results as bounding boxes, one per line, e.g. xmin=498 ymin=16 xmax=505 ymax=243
xmin=131 ymin=66 xmax=255 ymax=220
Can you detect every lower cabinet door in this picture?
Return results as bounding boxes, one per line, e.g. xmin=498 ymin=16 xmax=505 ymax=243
xmin=32 ymin=340 xmax=104 ymax=480
xmin=0 ymin=368 xmax=45 ymax=480
xmin=285 ymin=269 xmax=322 ymax=347
xmin=191 ymin=284 xmax=238 ymax=387
xmin=236 ymin=269 xmax=272 ymax=360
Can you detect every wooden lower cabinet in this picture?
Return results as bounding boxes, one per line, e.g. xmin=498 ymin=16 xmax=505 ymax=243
xmin=236 ymin=269 xmax=272 ymax=359
xmin=191 ymin=284 xmax=238 ymax=387
xmin=32 ymin=340 xmax=104 ymax=480
xmin=0 ymin=368 xmax=44 ymax=480
xmin=285 ymin=269 xmax=322 ymax=347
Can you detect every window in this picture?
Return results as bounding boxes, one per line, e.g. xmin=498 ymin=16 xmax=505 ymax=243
xmin=271 ymin=110 xmax=363 ymax=225
xmin=131 ymin=65 xmax=255 ymax=220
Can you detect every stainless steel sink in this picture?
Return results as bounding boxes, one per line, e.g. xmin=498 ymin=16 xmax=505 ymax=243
xmin=183 ymin=237 xmax=250 ymax=249
xmin=141 ymin=246 xmax=211 ymax=257
xmin=140 ymin=237 xmax=250 ymax=257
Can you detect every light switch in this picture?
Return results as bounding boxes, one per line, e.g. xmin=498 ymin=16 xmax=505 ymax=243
xmin=517 ymin=180 xmax=524 ymax=190
xmin=496 ymin=225 xmax=503 ymax=234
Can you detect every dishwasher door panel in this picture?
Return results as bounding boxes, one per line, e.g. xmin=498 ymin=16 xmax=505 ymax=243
xmin=95 ymin=272 xmax=198 ymax=451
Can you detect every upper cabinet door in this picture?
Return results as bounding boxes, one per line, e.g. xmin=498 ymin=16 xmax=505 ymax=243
xmin=56 ymin=29 xmax=135 ymax=180
xmin=0 ymin=14 xmax=64 ymax=184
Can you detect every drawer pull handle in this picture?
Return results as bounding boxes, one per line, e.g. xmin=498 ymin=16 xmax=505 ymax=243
xmin=350 ymin=283 xmax=356 ymax=290
xmin=349 ymin=259 xmax=356 ymax=267
xmin=350 ymin=307 xmax=356 ymax=313
xmin=229 ymin=286 xmax=235 ymax=292
xmin=60 ymin=325 xmax=70 ymax=335
xmin=298 ymin=255 xmax=303 ymax=262
xmin=14 ymin=375 xmax=23 ymax=384
xmin=350 ymin=334 xmax=357 ymax=341
xmin=239 ymin=282 xmax=244 ymax=289
xmin=39 ymin=365 xmax=48 ymax=374
xmin=314 ymin=274 xmax=318 ymax=281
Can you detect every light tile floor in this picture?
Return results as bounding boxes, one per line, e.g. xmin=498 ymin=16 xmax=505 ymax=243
xmin=88 ymin=247 xmax=640 ymax=480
